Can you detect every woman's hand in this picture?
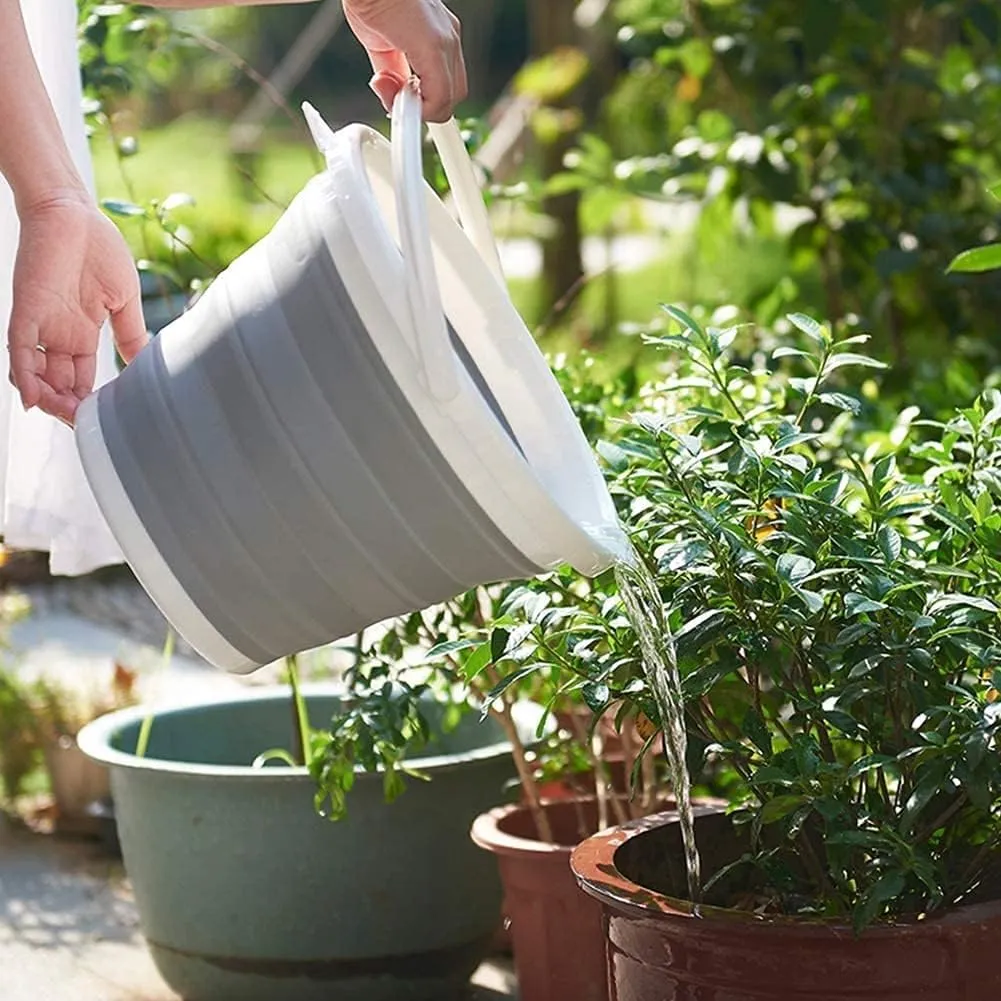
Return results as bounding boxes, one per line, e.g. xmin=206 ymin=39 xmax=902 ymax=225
xmin=343 ymin=0 xmax=467 ymax=122
xmin=7 ymin=191 xmax=147 ymax=425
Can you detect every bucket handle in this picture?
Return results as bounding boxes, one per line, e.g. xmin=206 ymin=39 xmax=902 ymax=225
xmin=391 ymin=82 xmax=504 ymax=403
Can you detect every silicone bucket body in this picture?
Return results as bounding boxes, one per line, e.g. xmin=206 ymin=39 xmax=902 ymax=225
xmin=75 ymin=87 xmax=626 ymax=673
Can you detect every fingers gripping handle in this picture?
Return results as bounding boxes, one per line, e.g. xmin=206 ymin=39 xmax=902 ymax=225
xmin=390 ymin=84 xmax=505 ymax=403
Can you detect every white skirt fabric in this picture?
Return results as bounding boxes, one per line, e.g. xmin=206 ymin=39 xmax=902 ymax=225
xmin=0 ymin=0 xmax=122 ymax=575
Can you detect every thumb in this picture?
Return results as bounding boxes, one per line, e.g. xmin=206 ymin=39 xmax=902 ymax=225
xmin=110 ymin=294 xmax=149 ymax=364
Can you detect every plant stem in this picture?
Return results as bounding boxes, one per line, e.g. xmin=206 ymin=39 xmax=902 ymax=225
xmin=288 ymin=654 xmax=310 ymax=767
xmin=798 ymin=829 xmax=845 ymax=913
xmin=490 ymin=700 xmax=554 ymax=843
xmin=794 ymin=343 xmax=833 ymax=426
xmin=641 ymin=746 xmax=657 ymax=811
xmin=568 ymin=708 xmax=628 ymax=828
xmin=135 ymin=630 xmax=173 ymax=758
xmin=619 ymin=714 xmax=643 ymax=818
xmin=915 ymin=794 xmax=968 ymax=845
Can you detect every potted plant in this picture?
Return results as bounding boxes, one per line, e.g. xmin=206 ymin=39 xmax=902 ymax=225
xmin=552 ymin=309 xmax=1001 ymax=999
xmin=79 ymin=652 xmax=546 ymax=1001
xmin=392 ymin=568 xmax=671 ymax=1001
xmin=328 ymin=357 xmax=677 ymax=1001
xmin=28 ymin=662 xmax=138 ymax=832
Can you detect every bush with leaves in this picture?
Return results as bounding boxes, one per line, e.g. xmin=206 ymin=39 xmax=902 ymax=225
xmin=540 ymin=0 xmax=1001 ymax=373
xmin=302 ymin=583 xmax=641 ymax=843
xmin=467 ymin=308 xmax=1001 ymax=931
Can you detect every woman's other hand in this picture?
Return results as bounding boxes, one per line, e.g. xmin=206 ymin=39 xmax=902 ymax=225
xmin=8 ymin=191 xmax=147 ymax=425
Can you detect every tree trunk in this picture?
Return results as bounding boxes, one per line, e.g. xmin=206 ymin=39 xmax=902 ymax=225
xmin=528 ymin=0 xmax=584 ymax=312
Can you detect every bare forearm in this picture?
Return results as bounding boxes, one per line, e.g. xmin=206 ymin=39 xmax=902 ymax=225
xmin=0 ymin=0 xmax=86 ymax=209
xmin=148 ymin=0 xmax=315 ymax=8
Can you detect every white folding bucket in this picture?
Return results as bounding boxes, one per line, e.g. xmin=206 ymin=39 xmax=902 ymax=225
xmin=75 ymin=85 xmax=626 ymax=674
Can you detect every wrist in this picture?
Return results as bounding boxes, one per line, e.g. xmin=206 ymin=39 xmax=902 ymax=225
xmin=13 ymin=177 xmax=91 ymax=217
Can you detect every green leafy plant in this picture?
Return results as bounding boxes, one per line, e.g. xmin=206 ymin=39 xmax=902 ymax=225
xmin=472 ymin=308 xmax=1001 ymax=931
xmin=299 ymin=584 xmax=644 ymax=842
xmin=531 ymin=0 xmax=1001 ymax=371
xmin=949 ymin=181 xmax=1001 ymax=274
xmin=0 ymin=672 xmax=41 ymax=804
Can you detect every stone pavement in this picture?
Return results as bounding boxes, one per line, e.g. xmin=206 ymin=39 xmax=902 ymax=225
xmin=0 ymin=816 xmax=516 ymax=1001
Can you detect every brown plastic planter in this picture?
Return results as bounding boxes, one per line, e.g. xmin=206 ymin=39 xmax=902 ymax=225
xmin=571 ymin=808 xmax=1001 ymax=1001
xmin=471 ymin=798 xmax=620 ymax=1001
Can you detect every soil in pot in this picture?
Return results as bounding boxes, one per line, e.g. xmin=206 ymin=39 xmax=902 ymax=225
xmin=571 ymin=807 xmax=1001 ymax=1001
xmin=473 ymin=797 xmax=669 ymax=1001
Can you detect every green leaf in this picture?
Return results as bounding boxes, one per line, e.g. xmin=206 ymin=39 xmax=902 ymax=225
xmin=824 ymin=709 xmax=861 ymax=737
xmin=845 ymin=592 xmax=887 ymax=615
xmin=683 ymin=659 xmax=736 ymax=699
xmin=825 ymin=828 xmax=889 ymax=848
xmin=947 ymin=244 xmax=1001 ymax=274
xmin=481 ymin=664 xmax=541 ymax=711
xmin=772 ymin=346 xmax=815 ymax=360
xmin=928 ymin=593 xmax=998 ymax=615
xmin=161 ymin=191 xmax=195 ymax=212
xmin=662 ymin=304 xmax=703 ymax=335
xmin=877 ymin=525 xmax=902 ymax=563
xmin=853 ymin=871 xmax=905 ymax=933
xmin=424 ymin=638 xmax=479 ymax=661
xmin=253 ymin=748 xmax=299 ymax=768
xmin=582 ymin=680 xmax=611 ymax=712
xmin=796 ymin=588 xmax=826 ymax=614
xmin=597 ymin=440 xmax=629 ymax=472
xmin=846 ymin=754 xmax=895 ymax=779
xmin=742 ymin=709 xmax=773 ymax=756
xmin=777 ymin=553 xmax=816 ymax=584
xmin=825 ymin=353 xmax=888 ymax=372
xmin=835 ymin=621 xmax=876 ymax=647
xmin=900 ymin=766 xmax=949 ymax=834
xmin=675 ymin=608 xmax=728 ymax=654
xmin=714 ymin=327 xmax=737 ymax=351
xmin=760 ymin=794 xmax=810 ymax=824
xmin=101 ymin=198 xmax=146 ymax=217
xmin=787 ymin=312 xmax=828 ymax=344
xmin=819 ymin=392 xmax=862 ymax=415
xmin=490 ymin=628 xmax=511 ymax=663
xmin=463 ymin=642 xmax=493 ymax=681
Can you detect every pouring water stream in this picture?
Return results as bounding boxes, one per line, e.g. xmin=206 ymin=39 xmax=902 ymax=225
xmin=600 ymin=527 xmax=703 ymax=908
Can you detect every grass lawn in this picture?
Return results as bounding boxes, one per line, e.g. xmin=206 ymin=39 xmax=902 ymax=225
xmin=91 ymin=115 xmax=807 ymax=377
xmin=90 ymin=115 xmax=320 ymax=271
xmin=509 ymin=231 xmax=803 ymax=378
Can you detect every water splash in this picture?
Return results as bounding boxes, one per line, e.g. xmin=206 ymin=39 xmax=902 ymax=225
xmin=615 ymin=548 xmax=702 ymax=908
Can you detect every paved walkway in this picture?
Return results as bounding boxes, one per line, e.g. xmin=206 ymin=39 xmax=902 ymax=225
xmin=0 ymin=816 xmax=516 ymax=1001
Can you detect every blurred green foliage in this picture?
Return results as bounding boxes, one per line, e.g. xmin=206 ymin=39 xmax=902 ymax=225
xmin=556 ymin=0 xmax=1001 ymax=374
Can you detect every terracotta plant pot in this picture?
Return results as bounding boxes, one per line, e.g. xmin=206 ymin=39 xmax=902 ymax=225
xmin=532 ymin=754 xmax=630 ymax=803
xmin=472 ymin=798 xmax=613 ymax=1001
xmin=42 ymin=735 xmax=111 ymax=834
xmin=571 ymin=807 xmax=1001 ymax=1001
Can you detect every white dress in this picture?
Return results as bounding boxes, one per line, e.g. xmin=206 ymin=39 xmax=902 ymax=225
xmin=0 ymin=0 xmax=122 ymax=575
